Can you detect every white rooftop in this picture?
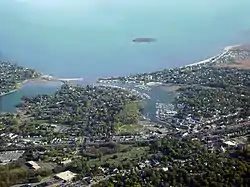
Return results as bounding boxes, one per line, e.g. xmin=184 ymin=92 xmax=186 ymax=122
xmin=224 ymin=141 xmax=236 ymax=146
xmin=55 ymin=170 xmax=77 ymax=181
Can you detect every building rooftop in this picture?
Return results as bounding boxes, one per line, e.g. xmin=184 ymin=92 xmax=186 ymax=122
xmin=224 ymin=141 xmax=236 ymax=146
xmin=61 ymin=159 xmax=72 ymax=165
xmin=26 ymin=161 xmax=41 ymax=170
xmin=55 ymin=170 xmax=77 ymax=181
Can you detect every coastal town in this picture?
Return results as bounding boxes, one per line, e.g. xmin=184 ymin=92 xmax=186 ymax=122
xmin=95 ymin=45 xmax=250 ymax=186
xmin=1 ymin=45 xmax=250 ymax=186
xmin=0 ymin=60 xmax=84 ymax=98
xmin=0 ymin=77 xmax=171 ymax=186
xmin=0 ymin=61 xmax=41 ymax=97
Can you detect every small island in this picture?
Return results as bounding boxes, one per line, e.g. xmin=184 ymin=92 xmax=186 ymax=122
xmin=132 ymin=37 xmax=156 ymax=43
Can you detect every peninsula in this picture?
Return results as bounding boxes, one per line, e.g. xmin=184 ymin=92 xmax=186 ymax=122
xmin=0 ymin=60 xmax=84 ymax=97
xmin=0 ymin=61 xmax=41 ymax=97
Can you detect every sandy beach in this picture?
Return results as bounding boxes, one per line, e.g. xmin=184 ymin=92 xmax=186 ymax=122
xmin=184 ymin=44 xmax=244 ymax=67
xmin=224 ymin=44 xmax=243 ymax=51
xmin=0 ymin=89 xmax=19 ymax=97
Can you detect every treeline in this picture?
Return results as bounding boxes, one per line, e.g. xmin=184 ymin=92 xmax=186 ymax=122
xmin=116 ymin=101 xmax=141 ymax=125
xmin=95 ymin=137 xmax=250 ymax=187
xmin=0 ymin=161 xmax=52 ymax=187
xmin=0 ymin=163 xmax=28 ymax=187
xmin=174 ymin=85 xmax=250 ymax=120
xmin=19 ymin=84 xmax=142 ymax=137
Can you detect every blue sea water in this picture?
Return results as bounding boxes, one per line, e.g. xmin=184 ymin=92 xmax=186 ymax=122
xmin=1 ymin=0 xmax=250 ymax=112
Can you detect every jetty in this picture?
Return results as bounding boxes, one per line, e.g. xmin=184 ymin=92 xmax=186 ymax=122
xmin=40 ymin=75 xmax=84 ymax=83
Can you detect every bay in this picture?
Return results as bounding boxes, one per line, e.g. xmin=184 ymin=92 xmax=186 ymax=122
xmin=0 ymin=0 xmax=250 ymax=112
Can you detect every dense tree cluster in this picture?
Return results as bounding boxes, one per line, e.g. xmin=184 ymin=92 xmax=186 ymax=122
xmin=112 ymin=66 xmax=250 ymax=88
xmin=0 ymin=163 xmax=28 ymax=187
xmin=96 ymin=137 xmax=250 ymax=187
xmin=19 ymin=84 xmax=141 ymax=137
xmin=0 ymin=161 xmax=52 ymax=187
xmin=174 ymin=85 xmax=250 ymax=120
xmin=0 ymin=61 xmax=41 ymax=95
xmin=116 ymin=102 xmax=141 ymax=125
xmin=102 ymin=48 xmax=250 ymax=127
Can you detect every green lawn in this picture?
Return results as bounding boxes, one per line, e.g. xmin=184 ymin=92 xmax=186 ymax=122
xmin=115 ymin=123 xmax=144 ymax=135
xmin=29 ymin=119 xmax=49 ymax=125
xmin=87 ymin=146 xmax=149 ymax=167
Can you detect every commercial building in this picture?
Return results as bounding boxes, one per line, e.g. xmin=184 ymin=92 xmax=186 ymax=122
xmin=26 ymin=161 xmax=41 ymax=170
xmin=54 ymin=170 xmax=77 ymax=182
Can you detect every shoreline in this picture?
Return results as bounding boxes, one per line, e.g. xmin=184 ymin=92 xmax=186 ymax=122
xmin=0 ymin=43 xmax=247 ymax=99
xmin=0 ymin=75 xmax=84 ymax=98
xmin=0 ymin=79 xmax=29 ymax=98
xmin=183 ymin=44 xmax=243 ymax=67
xmin=98 ymin=43 xmax=247 ymax=82
xmin=0 ymin=89 xmax=19 ymax=97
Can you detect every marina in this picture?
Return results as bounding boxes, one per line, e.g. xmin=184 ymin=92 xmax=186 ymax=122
xmin=156 ymin=103 xmax=177 ymax=121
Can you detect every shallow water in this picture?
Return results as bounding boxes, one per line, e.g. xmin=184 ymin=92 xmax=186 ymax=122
xmin=0 ymin=82 xmax=61 ymax=112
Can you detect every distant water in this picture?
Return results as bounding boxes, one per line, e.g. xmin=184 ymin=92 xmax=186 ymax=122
xmin=1 ymin=0 xmax=250 ymax=112
xmin=0 ymin=82 xmax=62 ymax=112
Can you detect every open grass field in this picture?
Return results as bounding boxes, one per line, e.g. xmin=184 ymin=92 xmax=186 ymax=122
xmin=218 ymin=59 xmax=250 ymax=69
xmin=87 ymin=146 xmax=149 ymax=167
xmin=117 ymin=124 xmax=143 ymax=134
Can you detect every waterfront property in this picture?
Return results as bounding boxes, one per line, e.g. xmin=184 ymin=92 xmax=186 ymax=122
xmin=0 ymin=61 xmax=41 ymax=97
